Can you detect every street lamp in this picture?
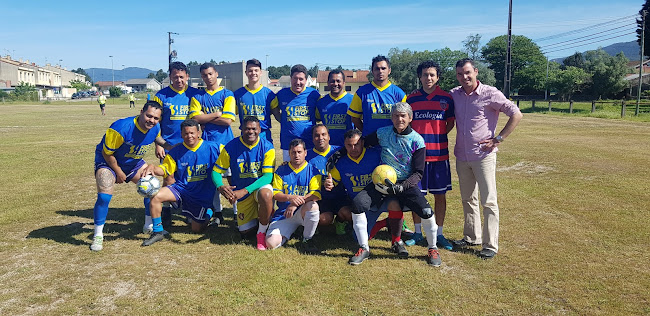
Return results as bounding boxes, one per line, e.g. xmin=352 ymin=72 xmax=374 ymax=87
xmin=59 ymin=59 xmax=63 ymax=96
xmin=265 ymin=54 xmax=269 ymax=70
xmin=109 ymin=55 xmax=114 ymax=87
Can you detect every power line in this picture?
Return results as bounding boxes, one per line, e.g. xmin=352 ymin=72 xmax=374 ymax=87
xmin=539 ymin=23 xmax=636 ymax=49
xmin=542 ymin=32 xmax=636 ymax=54
xmin=535 ymin=14 xmax=637 ymax=42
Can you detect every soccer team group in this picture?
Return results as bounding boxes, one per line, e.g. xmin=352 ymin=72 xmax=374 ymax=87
xmin=91 ymin=55 xmax=523 ymax=266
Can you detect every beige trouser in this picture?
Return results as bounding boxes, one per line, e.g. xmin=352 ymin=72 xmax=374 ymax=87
xmin=456 ymin=153 xmax=499 ymax=252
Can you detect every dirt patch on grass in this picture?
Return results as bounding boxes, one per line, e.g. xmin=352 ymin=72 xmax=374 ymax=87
xmin=497 ymin=161 xmax=554 ymax=174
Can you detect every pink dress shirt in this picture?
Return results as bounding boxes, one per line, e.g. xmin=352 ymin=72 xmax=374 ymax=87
xmin=450 ymin=82 xmax=521 ymax=162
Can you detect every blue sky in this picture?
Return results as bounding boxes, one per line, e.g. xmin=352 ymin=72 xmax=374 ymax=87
xmin=0 ymin=0 xmax=642 ymax=72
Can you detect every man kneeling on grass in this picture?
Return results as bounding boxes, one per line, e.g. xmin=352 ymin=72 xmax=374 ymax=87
xmin=266 ymin=139 xmax=322 ymax=254
xmin=141 ymin=119 xmax=221 ymax=246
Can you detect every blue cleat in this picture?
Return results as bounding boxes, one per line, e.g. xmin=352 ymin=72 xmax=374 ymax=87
xmin=405 ymin=232 xmax=424 ymax=246
xmin=436 ymin=234 xmax=453 ymax=250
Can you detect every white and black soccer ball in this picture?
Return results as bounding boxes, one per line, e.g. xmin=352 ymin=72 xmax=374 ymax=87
xmin=136 ymin=175 xmax=161 ymax=198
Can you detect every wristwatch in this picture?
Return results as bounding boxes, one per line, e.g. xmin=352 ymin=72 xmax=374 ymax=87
xmin=495 ymin=135 xmax=504 ymax=143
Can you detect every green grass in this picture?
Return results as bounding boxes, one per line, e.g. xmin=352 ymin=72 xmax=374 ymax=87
xmin=515 ymin=100 xmax=650 ymax=122
xmin=0 ymin=102 xmax=649 ymax=314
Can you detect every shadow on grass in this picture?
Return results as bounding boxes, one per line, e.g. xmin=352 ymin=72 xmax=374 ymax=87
xmin=520 ymin=107 xmax=592 ymax=114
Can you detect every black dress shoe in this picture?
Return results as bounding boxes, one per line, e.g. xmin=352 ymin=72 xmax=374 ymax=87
xmin=478 ymin=248 xmax=497 ymax=259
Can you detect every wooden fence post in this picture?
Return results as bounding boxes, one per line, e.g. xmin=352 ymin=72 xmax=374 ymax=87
xmin=569 ymin=100 xmax=574 ymax=114
xmin=532 ymin=100 xmax=536 ymax=109
xmin=516 ymin=99 xmax=520 ymax=108
xmin=548 ymin=100 xmax=552 ymax=112
xmin=621 ymin=100 xmax=626 ymax=117
xmin=591 ymin=100 xmax=596 ymax=112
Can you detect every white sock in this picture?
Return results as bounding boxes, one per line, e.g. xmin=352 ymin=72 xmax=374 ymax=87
xmin=213 ymin=191 xmax=223 ymax=213
xmin=421 ymin=217 xmax=438 ymax=248
xmin=414 ymin=223 xmax=422 ymax=234
xmin=352 ymin=213 xmax=369 ymax=250
xmin=257 ymin=223 xmax=268 ymax=234
xmin=302 ymin=209 xmax=320 ymax=239
xmin=232 ymin=201 xmax=238 ymax=216
xmin=144 ymin=215 xmax=152 ymax=226
xmin=94 ymin=224 xmax=105 ymax=237
xmin=437 ymin=225 xmax=443 ymax=236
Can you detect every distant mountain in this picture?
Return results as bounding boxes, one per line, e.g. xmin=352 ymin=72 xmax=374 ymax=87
xmin=85 ymin=67 xmax=155 ymax=83
xmin=552 ymin=40 xmax=641 ymax=64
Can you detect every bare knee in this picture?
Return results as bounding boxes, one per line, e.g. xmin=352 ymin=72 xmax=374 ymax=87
xmin=95 ymin=168 xmax=115 ymax=194
xmin=266 ymin=234 xmax=283 ymax=249
xmin=319 ymin=212 xmax=334 ymax=225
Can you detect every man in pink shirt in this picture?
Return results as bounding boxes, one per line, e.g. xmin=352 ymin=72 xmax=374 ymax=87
xmin=449 ymin=58 xmax=523 ymax=259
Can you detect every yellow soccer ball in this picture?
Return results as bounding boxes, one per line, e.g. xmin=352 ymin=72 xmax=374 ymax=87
xmin=372 ymin=164 xmax=397 ymax=186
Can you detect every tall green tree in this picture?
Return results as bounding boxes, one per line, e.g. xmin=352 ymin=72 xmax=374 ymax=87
xmin=148 ymin=69 xmax=168 ymax=83
xmin=462 ymin=34 xmax=482 ymax=60
xmin=481 ymin=35 xmax=546 ymax=94
xmin=563 ymin=52 xmax=585 ymax=69
xmin=583 ymin=49 xmax=630 ymax=99
xmin=267 ymin=65 xmax=291 ymax=79
xmin=69 ymin=79 xmax=90 ymax=91
xmin=637 ymin=2 xmax=650 ymax=58
xmin=308 ymin=65 xmax=319 ymax=78
xmin=549 ymin=66 xmax=590 ymax=100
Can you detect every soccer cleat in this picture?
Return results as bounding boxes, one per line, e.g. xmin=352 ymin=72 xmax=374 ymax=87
xmin=208 ymin=212 xmax=224 ymax=227
xmin=298 ymin=238 xmax=320 ymax=255
xmin=90 ymin=235 xmax=103 ymax=251
xmin=141 ymin=230 xmax=169 ymax=247
xmin=142 ymin=223 xmax=153 ymax=234
xmin=348 ymin=247 xmax=370 ymax=265
xmin=452 ymin=239 xmax=481 ymax=248
xmin=391 ymin=240 xmax=409 ymax=258
xmin=405 ymin=232 xmax=424 ymax=246
xmin=426 ymin=247 xmax=442 ymax=267
xmin=334 ymin=221 xmax=346 ymax=235
xmin=256 ymin=232 xmax=267 ymax=251
xmin=436 ymin=235 xmax=453 ymax=250
xmin=479 ymin=249 xmax=497 ymax=259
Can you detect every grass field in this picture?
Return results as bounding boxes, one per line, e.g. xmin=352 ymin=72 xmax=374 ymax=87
xmin=0 ymin=101 xmax=649 ymax=315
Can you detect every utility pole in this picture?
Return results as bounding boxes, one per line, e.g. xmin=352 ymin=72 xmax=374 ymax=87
xmin=504 ymin=0 xmax=513 ymax=98
xmin=637 ymin=10 xmax=646 ymax=116
xmin=109 ymin=55 xmax=114 ymax=87
xmin=168 ymin=32 xmax=178 ymax=70
xmin=545 ymin=56 xmax=549 ymax=100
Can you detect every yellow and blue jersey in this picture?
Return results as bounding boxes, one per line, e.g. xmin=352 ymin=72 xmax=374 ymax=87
xmin=270 ymin=87 xmax=320 ymax=150
xmin=234 ymin=85 xmax=275 ymax=139
xmin=271 ymin=162 xmax=322 ymax=221
xmin=347 ymin=81 xmax=406 ymax=136
xmin=330 ymin=147 xmax=381 ymax=199
xmin=213 ymin=136 xmax=275 ymax=201
xmin=95 ymin=115 xmax=161 ymax=170
xmin=188 ymin=87 xmax=236 ymax=146
xmin=306 ymin=145 xmax=346 ymax=200
xmin=159 ymin=139 xmax=220 ymax=205
xmin=153 ymin=85 xmax=201 ymax=146
xmin=315 ymin=92 xmax=354 ymax=147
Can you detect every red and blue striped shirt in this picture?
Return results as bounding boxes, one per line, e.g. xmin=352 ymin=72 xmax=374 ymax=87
xmin=407 ymin=86 xmax=455 ymax=161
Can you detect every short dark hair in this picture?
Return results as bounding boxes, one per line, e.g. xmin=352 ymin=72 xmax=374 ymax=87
xmin=417 ymin=60 xmax=441 ymax=78
xmin=344 ymin=129 xmax=362 ymax=140
xmin=142 ymin=100 xmax=163 ymax=112
xmin=242 ymin=115 xmax=260 ymax=126
xmin=371 ymin=55 xmax=390 ymax=69
xmin=200 ymin=62 xmax=216 ymax=72
xmin=246 ymin=59 xmax=262 ymax=69
xmin=327 ymin=69 xmax=345 ymax=82
xmin=455 ymin=58 xmax=477 ymax=69
xmin=290 ymin=64 xmax=308 ymax=78
xmin=169 ymin=61 xmax=188 ymax=75
xmin=181 ymin=118 xmax=200 ymax=131
xmin=312 ymin=122 xmax=328 ymax=136
xmin=289 ymin=138 xmax=306 ymax=150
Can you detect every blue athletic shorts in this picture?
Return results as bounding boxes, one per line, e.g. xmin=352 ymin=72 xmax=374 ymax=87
xmin=94 ymin=150 xmax=145 ymax=183
xmin=418 ymin=160 xmax=452 ymax=194
xmin=168 ymin=184 xmax=212 ymax=223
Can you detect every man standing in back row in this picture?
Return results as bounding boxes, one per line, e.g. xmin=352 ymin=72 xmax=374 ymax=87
xmin=347 ymin=55 xmax=406 ymax=137
xmin=450 ymin=58 xmax=523 ymax=259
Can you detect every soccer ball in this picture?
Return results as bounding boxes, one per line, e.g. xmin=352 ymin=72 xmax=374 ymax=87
xmin=136 ymin=175 xmax=161 ymax=198
xmin=372 ymin=165 xmax=397 ymax=194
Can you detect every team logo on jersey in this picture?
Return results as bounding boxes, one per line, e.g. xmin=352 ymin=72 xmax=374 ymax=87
xmin=439 ymin=100 xmax=449 ymax=111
